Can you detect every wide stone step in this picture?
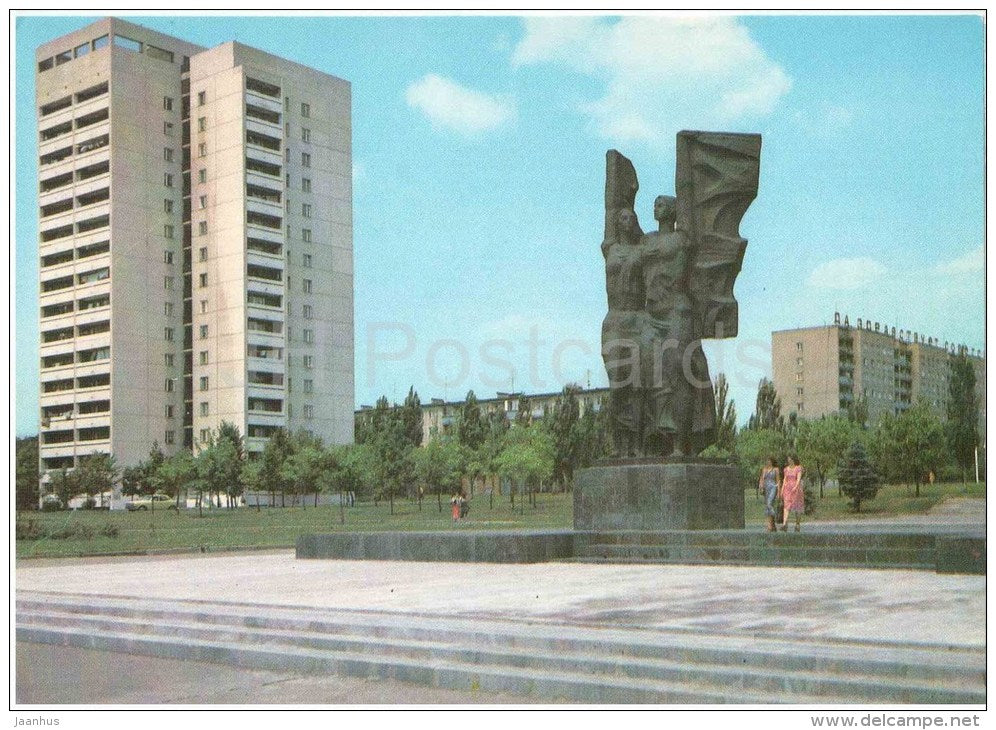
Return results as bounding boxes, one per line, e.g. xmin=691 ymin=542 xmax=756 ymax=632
xmin=16 ymin=608 xmax=982 ymax=704
xmin=579 ymin=543 xmax=935 ymax=568
xmin=16 ymin=593 xmax=985 ymax=704
xmin=17 ymin=623 xmax=816 ymax=705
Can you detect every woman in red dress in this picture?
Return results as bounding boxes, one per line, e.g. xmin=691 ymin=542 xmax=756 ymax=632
xmin=779 ymin=455 xmax=805 ymax=531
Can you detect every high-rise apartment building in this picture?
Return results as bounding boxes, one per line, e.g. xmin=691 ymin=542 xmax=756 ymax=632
xmin=771 ymin=313 xmax=984 ymax=430
xmin=35 ymin=18 xmax=353 ymax=483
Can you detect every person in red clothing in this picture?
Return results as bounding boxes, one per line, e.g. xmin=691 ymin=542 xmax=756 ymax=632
xmin=779 ymin=455 xmax=805 ymax=531
xmin=450 ymin=492 xmax=461 ymax=521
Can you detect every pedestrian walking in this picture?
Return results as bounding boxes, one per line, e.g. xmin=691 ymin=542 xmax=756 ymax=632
xmin=759 ymin=457 xmax=781 ymax=532
xmin=780 ymin=455 xmax=805 ymax=531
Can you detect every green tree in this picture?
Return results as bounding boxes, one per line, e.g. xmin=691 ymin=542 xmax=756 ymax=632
xmin=157 ymin=451 xmax=197 ymax=509
xmin=195 ymin=431 xmax=241 ymax=513
xmin=947 ymin=352 xmax=980 ymax=482
xmin=845 ymin=396 xmax=869 ymax=429
xmin=748 ymin=378 xmax=783 ymax=431
xmin=795 ymin=414 xmax=854 ymax=498
xmin=734 ymin=427 xmax=789 ymax=490
xmin=280 ymin=438 xmax=326 ymax=509
xmin=15 ymin=436 xmax=39 ymax=510
xmin=871 ymin=403 xmax=945 ymax=497
xmin=48 ymin=467 xmax=78 ymax=509
xmin=411 ymin=437 xmax=466 ymax=512
xmin=546 ymin=384 xmax=582 ymax=489
xmin=838 ymin=440 xmax=880 ymax=512
xmin=457 ymin=390 xmax=486 ymax=451
xmin=74 ymin=452 xmax=119 ymax=507
xmin=400 ymin=387 xmax=423 ymax=448
xmin=494 ymin=425 xmax=555 ymax=510
xmin=259 ymin=428 xmax=294 ymax=507
xmin=712 ymin=374 xmax=737 ymax=451
xmin=515 ymin=395 xmax=534 ymax=427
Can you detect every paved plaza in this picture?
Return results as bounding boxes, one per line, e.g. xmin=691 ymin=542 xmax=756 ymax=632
xmin=15 ymin=501 xmax=986 ymax=704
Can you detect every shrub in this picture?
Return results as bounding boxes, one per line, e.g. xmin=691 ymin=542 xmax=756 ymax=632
xmin=16 ymin=519 xmax=43 ymax=540
xmin=98 ymin=523 xmax=119 ymax=538
xmin=839 ymin=440 xmax=880 ymax=513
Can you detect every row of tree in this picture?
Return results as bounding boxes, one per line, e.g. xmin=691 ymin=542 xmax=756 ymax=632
xmin=15 ymin=352 xmax=980 ymax=513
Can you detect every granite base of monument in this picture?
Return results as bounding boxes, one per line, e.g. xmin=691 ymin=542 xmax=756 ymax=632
xmin=574 ymin=460 xmax=744 ymax=531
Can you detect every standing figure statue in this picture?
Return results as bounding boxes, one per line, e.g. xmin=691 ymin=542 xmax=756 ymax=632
xmin=600 ymin=131 xmax=761 ymax=458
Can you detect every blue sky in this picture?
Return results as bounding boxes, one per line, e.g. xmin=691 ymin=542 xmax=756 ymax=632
xmin=13 ymin=13 xmax=985 ymax=436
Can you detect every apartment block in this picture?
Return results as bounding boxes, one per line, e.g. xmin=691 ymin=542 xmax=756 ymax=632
xmin=35 ymin=18 xmax=353 ymax=484
xmin=772 ymin=313 xmax=985 ymax=430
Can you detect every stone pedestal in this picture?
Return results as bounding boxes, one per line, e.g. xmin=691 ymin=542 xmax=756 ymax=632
xmin=574 ymin=460 xmax=744 ymax=531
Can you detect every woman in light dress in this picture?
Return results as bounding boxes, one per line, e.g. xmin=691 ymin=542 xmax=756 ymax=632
xmin=779 ymin=455 xmax=805 ymax=531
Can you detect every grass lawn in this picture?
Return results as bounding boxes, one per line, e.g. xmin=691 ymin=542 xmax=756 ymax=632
xmin=16 ymin=481 xmax=984 ymax=559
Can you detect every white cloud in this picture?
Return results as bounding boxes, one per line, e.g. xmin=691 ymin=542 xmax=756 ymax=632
xmin=935 ymin=246 xmax=983 ymax=276
xmin=405 ymin=74 xmax=515 ymax=135
xmin=805 ymin=257 xmax=889 ymax=290
xmin=512 ymin=16 xmax=791 ymax=144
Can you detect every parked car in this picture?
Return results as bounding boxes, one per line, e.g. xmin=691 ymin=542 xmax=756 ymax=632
xmin=125 ymin=493 xmax=176 ymax=511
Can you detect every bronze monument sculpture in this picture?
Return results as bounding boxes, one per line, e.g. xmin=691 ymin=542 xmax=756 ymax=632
xmin=601 ymin=131 xmax=761 ymax=458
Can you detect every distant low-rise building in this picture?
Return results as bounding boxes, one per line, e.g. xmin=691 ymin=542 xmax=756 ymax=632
xmin=357 ymin=387 xmax=608 ymax=444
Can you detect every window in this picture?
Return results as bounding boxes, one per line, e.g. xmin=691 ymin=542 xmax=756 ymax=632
xmin=200 ymin=429 xmax=211 ymax=443
xmin=199 ymin=272 xmax=208 ymax=288
xmin=797 ymin=403 xmax=804 ymax=412
xmin=164 ymin=148 xmax=174 ymax=162
xmin=301 ymin=127 xmax=311 ymax=143
xmin=199 ymin=247 xmax=208 ymax=262
xmin=198 ymin=195 xmax=207 ymax=209
xmin=197 ymin=116 xmax=206 ymax=132
xmin=164 ymin=121 xmax=174 ymax=136
xmin=302 ymin=203 xmax=311 ymax=218
xmin=795 ymin=373 xmax=803 ymax=382
xmin=197 ymin=91 xmax=206 ymax=106
xmin=303 ymin=379 xmax=313 ymax=394
xmin=303 ymin=355 xmax=314 ymax=369
xmin=303 ymin=405 xmax=314 ymax=419
xmin=302 ymin=178 xmax=311 ymax=193
xmin=200 ymin=324 xmax=209 ymax=339
xmin=165 ymin=378 xmax=175 ymax=392
xmin=165 ymin=353 xmax=174 ymax=367
xmin=164 ymin=276 xmax=174 ymax=290
xmin=302 ymin=253 xmax=312 ymax=268
xmin=302 ymin=228 xmax=312 ymax=243
xmin=164 ymin=173 xmax=174 ymax=187
xmin=200 ymin=402 xmax=210 ymax=416
xmin=301 ymin=152 xmax=311 ymax=167
xmin=164 ymin=224 xmax=174 ymax=239
xmin=797 ymin=387 xmax=804 ymax=396
xmin=164 ymin=302 xmax=174 ymax=316
xmin=163 ymin=251 xmax=174 ymax=264
xmin=796 ymin=342 xmax=803 ymax=351
xmin=303 ymin=328 xmax=314 ymax=344
xmin=165 ymin=405 xmax=175 ymax=419
xmin=198 ymin=221 xmax=208 ymax=236
xmin=164 ymin=327 xmax=174 ymax=341
xmin=796 ymin=357 xmax=803 ymax=366
xmin=303 ymin=279 xmax=312 ymax=294
xmin=285 ymin=147 xmax=291 ymax=162
xmin=301 ymin=102 xmax=310 ymax=118
xmin=165 ymin=430 xmax=175 ymax=444
xmin=198 ymin=142 xmax=207 ymax=158
xmin=302 ymin=304 xmax=313 ymax=319
xmin=200 ymin=376 xmax=209 ymax=391
xmin=285 ymin=122 xmax=291 ymax=136
xmin=198 ymin=169 xmax=207 ymax=184
xmin=163 ymin=97 xmax=173 ymax=111
xmin=200 ymin=300 xmax=208 ymax=314
xmin=164 ymin=199 xmax=174 ymax=214
xmin=199 ymin=351 xmax=209 ymax=365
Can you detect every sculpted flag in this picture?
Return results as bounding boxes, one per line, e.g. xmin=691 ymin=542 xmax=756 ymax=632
xmin=675 ymin=131 xmax=762 ymax=341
